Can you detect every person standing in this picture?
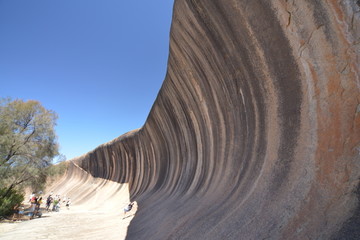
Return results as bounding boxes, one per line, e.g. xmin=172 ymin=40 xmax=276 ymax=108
xmin=65 ymin=198 xmax=71 ymax=210
xmin=46 ymin=194 xmax=53 ymax=211
xmin=123 ymin=202 xmax=134 ymax=215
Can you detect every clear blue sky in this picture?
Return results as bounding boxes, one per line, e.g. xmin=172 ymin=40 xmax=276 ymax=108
xmin=0 ymin=0 xmax=174 ymax=160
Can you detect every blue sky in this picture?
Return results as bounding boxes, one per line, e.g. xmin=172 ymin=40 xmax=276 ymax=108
xmin=0 ymin=0 xmax=174 ymax=160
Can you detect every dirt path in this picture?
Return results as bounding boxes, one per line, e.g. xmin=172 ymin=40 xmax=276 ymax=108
xmin=0 ymin=204 xmax=136 ymax=240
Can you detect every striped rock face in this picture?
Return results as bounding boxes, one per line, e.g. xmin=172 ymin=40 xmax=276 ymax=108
xmin=59 ymin=1 xmax=360 ymax=239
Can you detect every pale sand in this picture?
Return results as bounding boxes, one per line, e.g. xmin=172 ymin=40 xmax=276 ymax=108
xmin=0 ymin=163 xmax=137 ymax=240
xmin=0 ymin=205 xmax=136 ymax=240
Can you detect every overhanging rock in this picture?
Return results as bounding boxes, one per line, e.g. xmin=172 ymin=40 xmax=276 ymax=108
xmin=65 ymin=1 xmax=360 ymax=239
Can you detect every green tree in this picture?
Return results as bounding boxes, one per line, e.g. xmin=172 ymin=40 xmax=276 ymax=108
xmin=0 ymin=98 xmax=59 ymax=198
xmin=0 ymin=187 xmax=24 ymax=217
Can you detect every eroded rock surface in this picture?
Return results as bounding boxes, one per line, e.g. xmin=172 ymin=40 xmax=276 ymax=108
xmin=62 ymin=1 xmax=359 ymax=239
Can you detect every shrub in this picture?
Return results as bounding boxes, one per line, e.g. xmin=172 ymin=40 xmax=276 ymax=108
xmin=0 ymin=187 xmax=24 ymax=218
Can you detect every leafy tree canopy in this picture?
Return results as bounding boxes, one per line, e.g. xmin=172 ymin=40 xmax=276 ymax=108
xmin=0 ymin=98 xmax=59 ymax=195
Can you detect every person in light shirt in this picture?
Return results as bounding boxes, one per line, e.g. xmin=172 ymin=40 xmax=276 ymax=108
xmin=123 ymin=202 xmax=134 ymax=215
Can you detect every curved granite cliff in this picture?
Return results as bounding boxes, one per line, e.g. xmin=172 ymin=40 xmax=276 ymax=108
xmin=62 ymin=0 xmax=359 ymax=239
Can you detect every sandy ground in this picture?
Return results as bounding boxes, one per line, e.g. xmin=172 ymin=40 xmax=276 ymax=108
xmin=0 ymin=163 xmax=137 ymax=240
xmin=0 ymin=205 xmax=136 ymax=240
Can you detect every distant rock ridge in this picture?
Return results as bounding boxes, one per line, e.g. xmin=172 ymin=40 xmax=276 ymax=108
xmin=64 ymin=1 xmax=359 ymax=239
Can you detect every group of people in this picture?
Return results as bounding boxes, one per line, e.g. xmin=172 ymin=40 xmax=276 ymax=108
xmin=25 ymin=191 xmax=71 ymax=219
xmin=45 ymin=192 xmax=71 ymax=212
xmin=26 ymin=193 xmax=133 ymax=221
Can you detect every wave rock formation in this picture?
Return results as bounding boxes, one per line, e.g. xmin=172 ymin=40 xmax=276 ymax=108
xmin=61 ymin=1 xmax=360 ymax=239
